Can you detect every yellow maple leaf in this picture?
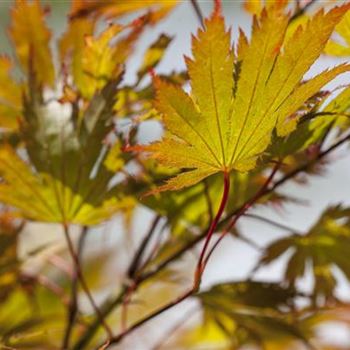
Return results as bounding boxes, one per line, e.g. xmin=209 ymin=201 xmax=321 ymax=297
xmin=0 ymin=146 xmax=132 ymax=226
xmin=70 ymin=0 xmax=178 ymax=24
xmin=64 ymin=20 xmax=145 ymax=98
xmin=244 ymin=0 xmax=288 ymax=15
xmin=9 ymin=0 xmax=55 ymax=87
xmin=0 ymin=56 xmax=22 ymax=130
xmin=325 ymin=9 xmax=350 ymax=56
xmin=59 ymin=17 xmax=95 ymax=93
xmin=140 ymin=5 xmax=350 ymax=192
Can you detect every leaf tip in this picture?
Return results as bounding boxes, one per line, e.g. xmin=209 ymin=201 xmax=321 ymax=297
xmin=213 ymin=0 xmax=222 ymax=17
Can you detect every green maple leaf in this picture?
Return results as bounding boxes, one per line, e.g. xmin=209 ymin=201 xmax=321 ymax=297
xmin=259 ymin=206 xmax=350 ymax=302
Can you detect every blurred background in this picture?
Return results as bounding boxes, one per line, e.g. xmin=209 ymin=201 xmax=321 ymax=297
xmin=1 ymin=0 xmax=350 ymax=349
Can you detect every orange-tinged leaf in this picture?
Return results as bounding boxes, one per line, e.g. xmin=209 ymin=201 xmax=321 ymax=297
xmin=59 ymin=17 xmax=95 ymax=92
xmin=244 ymin=0 xmax=289 ymax=15
xmin=0 ymin=56 xmax=21 ymax=130
xmin=140 ymin=5 xmax=349 ymax=192
xmin=9 ymin=0 xmax=55 ymax=86
xmin=78 ymin=21 xmax=144 ymax=98
xmin=325 ymin=10 xmax=350 ymax=56
xmin=70 ymin=0 xmax=178 ymax=24
xmin=244 ymin=0 xmax=262 ymax=15
xmin=81 ymin=24 xmax=124 ymax=98
xmin=137 ymin=34 xmax=173 ymax=82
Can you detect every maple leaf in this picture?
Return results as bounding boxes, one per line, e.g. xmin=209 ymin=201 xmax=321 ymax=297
xmin=60 ymin=19 xmax=146 ymax=99
xmin=171 ymin=282 xmax=308 ymax=349
xmin=0 ymin=56 xmax=22 ymax=130
xmin=69 ymin=0 xmax=178 ymax=24
xmin=325 ymin=10 xmax=350 ymax=56
xmin=258 ymin=206 xmax=350 ymax=303
xmin=137 ymin=34 xmax=173 ymax=83
xmin=0 ymin=76 xmax=132 ymax=226
xmin=59 ymin=16 xmax=95 ymax=94
xmin=79 ymin=24 xmax=125 ymax=98
xmin=9 ymin=0 xmax=55 ymax=87
xmin=139 ymin=4 xmax=350 ymax=192
xmin=244 ymin=0 xmax=288 ymax=15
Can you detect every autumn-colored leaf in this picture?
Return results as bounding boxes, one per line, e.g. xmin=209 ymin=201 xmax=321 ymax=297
xmin=9 ymin=0 xmax=55 ymax=86
xmin=70 ymin=0 xmax=178 ymax=24
xmin=0 ymin=56 xmax=22 ymax=130
xmin=80 ymin=24 xmax=124 ymax=98
xmin=139 ymin=5 xmax=349 ymax=192
xmin=325 ymin=10 xmax=350 ymax=56
xmin=59 ymin=17 xmax=95 ymax=93
xmin=0 ymin=75 xmax=134 ymax=225
xmin=64 ymin=20 xmax=145 ymax=98
xmin=244 ymin=0 xmax=288 ymax=15
xmin=137 ymin=34 xmax=173 ymax=82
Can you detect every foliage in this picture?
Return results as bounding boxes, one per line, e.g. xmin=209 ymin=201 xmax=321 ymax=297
xmin=1 ymin=0 xmax=350 ymax=350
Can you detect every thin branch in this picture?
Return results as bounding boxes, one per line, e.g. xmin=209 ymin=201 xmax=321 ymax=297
xmin=122 ymin=215 xmax=162 ymax=331
xmin=290 ymin=0 xmax=318 ymax=22
xmin=73 ymin=132 xmax=350 ymax=349
xmin=127 ymin=215 xmax=161 ymax=279
xmin=40 ymin=275 xmax=69 ymax=303
xmin=190 ymin=0 xmax=204 ymax=28
xmin=136 ymin=220 xmax=168 ymax=273
xmin=230 ymin=230 xmax=262 ymax=251
xmin=73 ymin=289 xmax=127 ymax=350
xmin=101 ymin=289 xmax=194 ymax=349
xmin=270 ymin=131 xmax=350 ymax=192
xmin=243 ymin=213 xmax=303 ymax=235
xmin=62 ymin=226 xmax=88 ymax=350
xmin=151 ymin=307 xmax=199 ymax=350
xmin=62 ymin=223 xmax=113 ymax=342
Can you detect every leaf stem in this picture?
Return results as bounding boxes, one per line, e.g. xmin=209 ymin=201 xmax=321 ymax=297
xmin=203 ymin=163 xmax=280 ymax=269
xmin=194 ymin=171 xmax=230 ymax=287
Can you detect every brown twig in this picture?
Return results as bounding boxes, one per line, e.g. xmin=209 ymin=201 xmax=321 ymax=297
xmin=127 ymin=215 xmax=162 ymax=279
xmin=290 ymin=0 xmax=318 ymax=22
xmin=62 ymin=226 xmax=88 ymax=349
xmin=190 ymin=0 xmax=204 ymax=28
xmin=62 ymin=223 xmax=113 ymax=344
xmin=243 ymin=213 xmax=302 ymax=234
xmin=101 ymin=288 xmax=194 ymax=349
xmin=121 ymin=215 xmax=162 ymax=331
xmin=151 ymin=307 xmax=199 ymax=350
